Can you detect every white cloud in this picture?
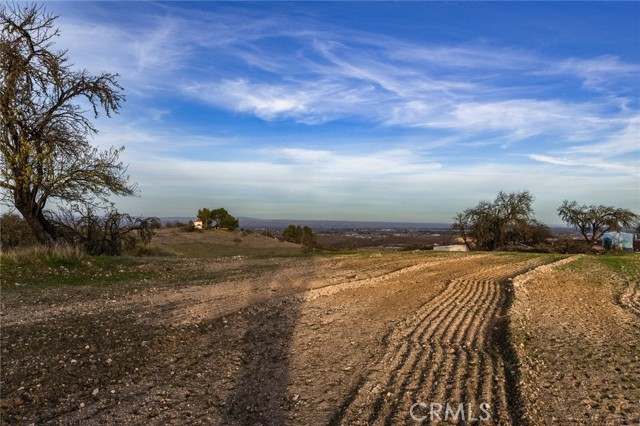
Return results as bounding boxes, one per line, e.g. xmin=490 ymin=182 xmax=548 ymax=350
xmin=43 ymin=3 xmax=639 ymax=222
xmin=525 ymin=114 xmax=640 ymax=176
xmin=185 ymin=79 xmax=313 ymax=122
xmin=437 ymin=99 xmax=605 ymax=140
xmin=278 ymin=148 xmax=334 ymax=163
xmin=53 ymin=3 xmax=639 ymax=146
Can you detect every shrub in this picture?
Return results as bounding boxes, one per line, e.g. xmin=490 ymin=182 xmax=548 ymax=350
xmin=0 ymin=213 xmax=38 ymax=250
xmin=283 ymin=224 xmax=317 ymax=251
xmin=51 ymin=206 xmax=159 ymax=255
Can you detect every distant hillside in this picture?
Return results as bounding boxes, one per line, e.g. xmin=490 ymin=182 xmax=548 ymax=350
xmin=158 ymin=216 xmax=575 ymax=234
xmin=152 ymin=228 xmax=301 ymax=258
xmin=238 ymin=218 xmax=453 ymax=231
xmin=158 ymin=217 xmax=452 ymax=231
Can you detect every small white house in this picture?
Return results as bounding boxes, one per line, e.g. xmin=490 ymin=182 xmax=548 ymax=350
xmin=193 ymin=219 xmax=203 ymax=230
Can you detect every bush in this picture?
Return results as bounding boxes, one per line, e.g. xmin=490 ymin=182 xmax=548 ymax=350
xmin=283 ymin=224 xmax=317 ymax=252
xmin=51 ymin=206 xmax=159 ymax=255
xmin=550 ymin=237 xmax=596 ymax=254
xmin=0 ymin=213 xmax=38 ymax=250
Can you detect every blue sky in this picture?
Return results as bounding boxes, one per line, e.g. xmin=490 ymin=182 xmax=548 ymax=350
xmin=45 ymin=1 xmax=639 ymax=223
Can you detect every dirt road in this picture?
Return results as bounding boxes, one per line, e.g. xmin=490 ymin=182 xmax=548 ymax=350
xmin=2 ymin=252 xmax=636 ymax=425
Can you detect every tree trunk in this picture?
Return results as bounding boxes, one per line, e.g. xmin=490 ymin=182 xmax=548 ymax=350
xmin=15 ymin=196 xmax=57 ymax=245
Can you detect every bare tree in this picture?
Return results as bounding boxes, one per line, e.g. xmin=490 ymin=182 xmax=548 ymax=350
xmin=557 ymin=200 xmax=639 ymax=246
xmin=1 ymin=4 xmax=134 ymax=244
xmin=453 ymin=191 xmax=550 ymax=251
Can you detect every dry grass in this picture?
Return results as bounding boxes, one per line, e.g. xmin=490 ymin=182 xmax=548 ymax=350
xmin=1 ymin=243 xmax=85 ymax=266
xmin=152 ymin=228 xmax=302 ymax=258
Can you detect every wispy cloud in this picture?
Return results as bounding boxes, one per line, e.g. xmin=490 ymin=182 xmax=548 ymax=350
xmin=45 ymin=2 xmax=639 ymax=221
xmin=562 ymin=115 xmax=640 ymax=157
xmin=544 ymin=56 xmax=640 ymax=93
xmin=57 ymin=4 xmax=638 ymax=140
xmin=527 ymin=154 xmax=638 ymax=175
xmin=174 ymin=12 xmax=636 ymax=149
xmin=525 ymin=113 xmax=640 ymax=176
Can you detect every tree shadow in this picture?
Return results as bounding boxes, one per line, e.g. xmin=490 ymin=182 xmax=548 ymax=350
xmin=222 ymin=266 xmax=310 ymax=425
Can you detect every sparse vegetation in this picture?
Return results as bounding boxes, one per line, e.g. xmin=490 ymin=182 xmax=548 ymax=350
xmin=151 ymin=227 xmax=301 ymax=258
xmin=1 ymin=242 xmax=85 ymax=267
xmin=0 ymin=245 xmax=154 ymax=288
xmin=163 ymin=220 xmax=186 ymax=228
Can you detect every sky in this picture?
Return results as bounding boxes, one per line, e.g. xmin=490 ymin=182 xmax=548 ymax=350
xmin=43 ymin=1 xmax=639 ymax=223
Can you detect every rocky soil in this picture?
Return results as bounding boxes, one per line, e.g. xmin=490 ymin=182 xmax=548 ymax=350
xmin=511 ymin=256 xmax=640 ymax=426
xmin=1 ymin=251 xmax=638 ymax=425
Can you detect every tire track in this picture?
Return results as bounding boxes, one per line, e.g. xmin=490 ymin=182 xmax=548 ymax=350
xmin=332 ymin=256 xmax=545 ymax=426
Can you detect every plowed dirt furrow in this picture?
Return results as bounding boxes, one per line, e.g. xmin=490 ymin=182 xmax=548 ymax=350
xmin=446 ymin=347 xmax=467 ymax=413
xmin=462 ymin=350 xmax=481 ymax=419
xmin=380 ymin=279 xmax=496 ymax=425
xmin=462 ymin=281 xmax=500 ymax=347
xmin=439 ymin=281 xmax=487 ymax=344
xmin=339 ymin=297 xmax=464 ymax=423
xmin=366 ymin=281 xmax=485 ymax=425
xmin=492 ymin=356 xmax=512 ymax=426
xmin=472 ymin=283 xmax=503 ymax=348
xmin=333 ymin=257 xmax=539 ymax=426
xmin=334 ymin=277 xmax=475 ymax=425
xmin=454 ymin=284 xmax=502 ymax=422
xmin=424 ymin=284 xmax=494 ymax=424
